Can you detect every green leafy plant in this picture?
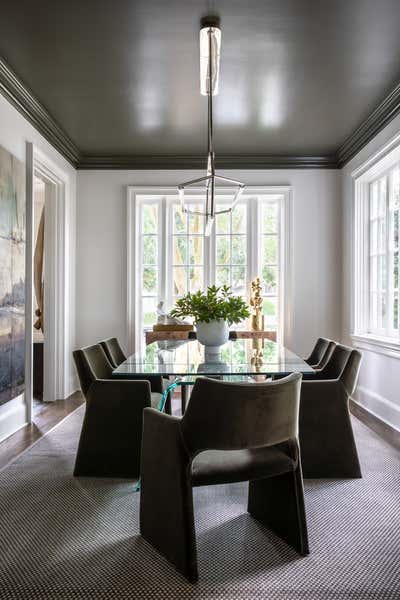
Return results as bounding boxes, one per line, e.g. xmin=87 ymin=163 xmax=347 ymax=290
xmin=170 ymin=285 xmax=250 ymax=325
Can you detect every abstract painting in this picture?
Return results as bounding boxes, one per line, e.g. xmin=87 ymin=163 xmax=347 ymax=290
xmin=0 ymin=145 xmax=25 ymax=405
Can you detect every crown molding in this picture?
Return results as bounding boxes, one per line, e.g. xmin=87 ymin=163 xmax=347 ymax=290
xmin=337 ymin=80 xmax=400 ymax=168
xmin=0 ymin=57 xmax=80 ymax=166
xmin=1 ymin=54 xmax=400 ymax=171
xmin=77 ymin=153 xmax=338 ymax=170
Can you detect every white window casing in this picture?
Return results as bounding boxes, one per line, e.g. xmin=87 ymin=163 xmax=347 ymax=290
xmin=127 ymin=186 xmax=292 ymax=355
xmin=352 ymin=142 xmax=400 ymax=357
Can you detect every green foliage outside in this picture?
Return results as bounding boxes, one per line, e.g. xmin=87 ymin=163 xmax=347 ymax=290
xmin=262 ymin=265 xmax=276 ymax=293
xmin=263 ymin=205 xmax=277 ymax=233
xmin=170 ymin=285 xmax=250 ymax=325
xmin=263 ymin=298 xmax=276 ymax=316
xmin=263 ymin=236 xmax=277 ymax=264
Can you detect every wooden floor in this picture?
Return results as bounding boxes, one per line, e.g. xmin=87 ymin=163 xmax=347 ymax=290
xmin=0 ymin=392 xmax=84 ymax=471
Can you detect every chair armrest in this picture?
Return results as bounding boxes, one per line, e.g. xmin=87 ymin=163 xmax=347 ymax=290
xmin=301 ymin=379 xmax=343 ymax=400
xmin=87 ymin=379 xmax=152 ymax=408
xmin=301 ymin=370 xmax=325 ymax=380
xmin=300 ymin=380 xmax=346 ymax=430
xmin=115 ymin=374 xmax=163 ymax=393
xmin=140 ymin=409 xmax=196 ymax=578
xmin=141 ymin=409 xmax=189 ymax=480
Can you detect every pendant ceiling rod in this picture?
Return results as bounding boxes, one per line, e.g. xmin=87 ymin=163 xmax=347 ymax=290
xmin=207 ymin=23 xmax=214 ymax=165
xmin=177 ymin=16 xmax=245 ymax=236
xmin=206 ymin=25 xmax=215 ymax=223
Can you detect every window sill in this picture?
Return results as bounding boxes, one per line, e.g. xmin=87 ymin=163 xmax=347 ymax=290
xmin=351 ymin=333 xmax=400 ymax=359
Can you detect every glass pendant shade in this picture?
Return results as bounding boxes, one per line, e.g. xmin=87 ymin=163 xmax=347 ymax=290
xmin=200 ymin=26 xmax=221 ymax=96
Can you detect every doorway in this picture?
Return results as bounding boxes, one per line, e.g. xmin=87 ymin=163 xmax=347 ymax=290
xmin=26 ymin=143 xmax=69 ymax=421
xmin=32 ymin=175 xmax=45 ymax=406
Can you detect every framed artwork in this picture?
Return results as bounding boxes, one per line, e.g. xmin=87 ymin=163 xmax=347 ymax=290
xmin=0 ymin=145 xmax=25 ymax=405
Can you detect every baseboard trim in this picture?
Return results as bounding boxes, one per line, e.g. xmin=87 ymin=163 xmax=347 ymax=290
xmin=350 ymin=397 xmax=400 ymax=451
xmin=0 ymin=395 xmax=28 ymax=443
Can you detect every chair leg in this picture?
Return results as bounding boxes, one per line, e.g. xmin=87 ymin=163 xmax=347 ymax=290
xmin=141 ymin=485 xmax=198 ymax=582
xmin=164 ymin=390 xmax=172 ymax=414
xmin=247 ymin=465 xmax=309 ymax=556
xmin=181 ymin=385 xmax=188 ymax=415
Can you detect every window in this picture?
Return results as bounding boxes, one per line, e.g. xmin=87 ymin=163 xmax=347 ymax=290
xmin=368 ymin=170 xmax=399 ymax=335
xmin=128 ymin=188 xmax=290 ymax=353
xmin=172 ymin=203 xmax=205 ymax=302
xmin=353 ymin=154 xmax=400 ymax=349
xmin=140 ymin=202 xmax=159 ymax=329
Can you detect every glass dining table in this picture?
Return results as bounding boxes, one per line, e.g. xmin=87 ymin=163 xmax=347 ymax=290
xmin=112 ymin=337 xmax=315 ymax=412
xmin=113 ymin=338 xmax=314 ymax=491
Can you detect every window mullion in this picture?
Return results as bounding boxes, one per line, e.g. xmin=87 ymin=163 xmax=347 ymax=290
xmin=160 ymin=196 xmax=168 ymax=310
xmin=248 ymin=197 xmax=259 ymax=282
xmin=278 ymin=198 xmax=283 ymax=343
xmin=386 ymin=175 xmax=391 ymax=336
xmin=229 ymin=211 xmax=233 ymax=288
xmin=205 ymin=206 xmax=213 ymax=287
xmin=137 ymin=200 xmax=143 ymax=354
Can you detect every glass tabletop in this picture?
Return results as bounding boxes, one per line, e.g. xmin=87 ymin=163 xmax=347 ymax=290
xmin=112 ymin=338 xmax=314 ymax=378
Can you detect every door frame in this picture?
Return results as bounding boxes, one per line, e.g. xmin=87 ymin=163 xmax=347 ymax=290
xmin=25 ymin=143 xmax=69 ymax=415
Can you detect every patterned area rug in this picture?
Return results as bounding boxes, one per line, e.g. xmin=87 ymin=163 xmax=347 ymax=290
xmin=0 ymin=406 xmax=399 ymax=599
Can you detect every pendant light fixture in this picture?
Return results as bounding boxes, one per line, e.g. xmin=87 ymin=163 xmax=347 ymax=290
xmin=178 ymin=17 xmax=245 ymax=236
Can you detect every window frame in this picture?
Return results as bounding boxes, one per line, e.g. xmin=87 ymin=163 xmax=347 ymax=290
xmin=352 ymin=144 xmax=400 ymax=356
xmin=127 ymin=186 xmax=292 ymax=354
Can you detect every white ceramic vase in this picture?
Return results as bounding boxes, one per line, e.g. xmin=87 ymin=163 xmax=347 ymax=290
xmin=196 ymin=319 xmax=229 ymax=350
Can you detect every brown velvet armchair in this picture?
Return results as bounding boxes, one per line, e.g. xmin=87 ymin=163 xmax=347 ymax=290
xmin=140 ymin=373 xmax=309 ymax=582
xmin=299 ymin=347 xmax=362 ymax=478
xmin=100 ymin=337 xmax=127 ymax=368
xmin=304 ymin=337 xmax=332 ymax=367
xmin=100 ymin=337 xmax=164 ymax=394
xmin=302 ymin=343 xmax=352 ymax=380
xmin=73 ymin=343 xmax=161 ymax=478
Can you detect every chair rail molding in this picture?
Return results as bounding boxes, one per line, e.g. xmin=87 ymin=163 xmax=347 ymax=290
xmin=2 ymin=55 xmax=400 ymax=170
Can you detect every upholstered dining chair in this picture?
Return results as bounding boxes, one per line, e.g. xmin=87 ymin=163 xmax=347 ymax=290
xmin=140 ymin=373 xmax=308 ymax=583
xmin=99 ymin=337 xmax=164 ymax=394
xmin=100 ymin=337 xmax=127 ymax=367
xmin=299 ymin=347 xmax=362 ymax=478
xmin=73 ymin=343 xmax=162 ymax=478
xmin=304 ymin=337 xmax=332 ymax=368
xmin=313 ymin=340 xmax=336 ymax=370
xmin=302 ymin=343 xmax=352 ymax=380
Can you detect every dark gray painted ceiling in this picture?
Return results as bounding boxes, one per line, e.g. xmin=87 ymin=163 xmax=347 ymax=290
xmin=1 ymin=0 xmax=400 ymax=160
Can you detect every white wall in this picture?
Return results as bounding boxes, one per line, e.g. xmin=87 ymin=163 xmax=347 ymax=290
xmin=342 ymin=112 xmax=400 ymax=432
xmin=76 ymin=169 xmax=341 ymax=357
xmin=0 ymin=94 xmax=77 ymax=441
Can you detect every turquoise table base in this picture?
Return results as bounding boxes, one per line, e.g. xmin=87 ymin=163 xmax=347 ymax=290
xmin=135 ymin=378 xmax=187 ymax=492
